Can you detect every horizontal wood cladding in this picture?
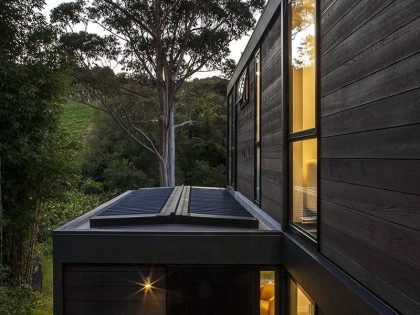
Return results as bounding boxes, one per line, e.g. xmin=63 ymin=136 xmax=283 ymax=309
xmin=321 ymin=158 xmax=420 ymax=196
xmin=321 ymin=0 xmax=420 ymax=76
xmin=320 ymin=0 xmax=420 ymax=313
xmin=321 ymin=124 xmax=420 ymax=159
xmin=237 ymin=58 xmax=255 ymax=201
xmin=322 ymin=15 xmax=420 ymax=96
xmin=321 ymin=0 xmax=394 ymax=55
xmin=321 ymin=88 xmax=420 ymax=137
xmin=321 ymin=53 xmax=420 ymax=117
xmin=321 ymin=179 xmax=420 ymax=231
xmin=63 ymin=265 xmax=166 ymax=315
xmin=260 ymin=11 xmax=283 ymax=222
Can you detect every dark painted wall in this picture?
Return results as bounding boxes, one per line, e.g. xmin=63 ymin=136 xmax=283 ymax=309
xmin=260 ymin=10 xmax=284 ymax=222
xmin=63 ymin=265 xmax=166 ymax=315
xmin=232 ymin=6 xmax=284 ymax=222
xmin=237 ymin=59 xmax=256 ymax=201
xmin=319 ymin=0 xmax=420 ymax=314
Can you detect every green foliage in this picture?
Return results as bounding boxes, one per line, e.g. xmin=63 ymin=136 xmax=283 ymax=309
xmin=82 ymin=111 xmax=160 ymax=194
xmin=176 ymin=77 xmax=227 ymax=187
xmin=0 ymin=266 xmax=36 ymax=315
xmin=0 ymin=0 xmax=72 ymax=286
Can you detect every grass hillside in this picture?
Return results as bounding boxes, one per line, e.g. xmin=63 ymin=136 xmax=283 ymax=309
xmin=59 ymin=102 xmax=95 ymax=142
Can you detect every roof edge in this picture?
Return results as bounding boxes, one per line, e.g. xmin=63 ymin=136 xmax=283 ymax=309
xmin=227 ymin=0 xmax=283 ymax=93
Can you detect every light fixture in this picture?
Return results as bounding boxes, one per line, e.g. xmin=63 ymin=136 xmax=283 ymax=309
xmin=141 ymin=277 xmax=153 ymax=292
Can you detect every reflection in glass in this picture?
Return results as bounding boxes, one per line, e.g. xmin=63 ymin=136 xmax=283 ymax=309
xmin=291 ymin=139 xmax=317 ymax=238
xmin=237 ymin=70 xmax=249 ymax=104
xmin=290 ymin=279 xmax=315 ymax=315
xmin=255 ymin=50 xmax=261 ymax=204
xmin=260 ymin=271 xmax=275 ymax=315
xmin=289 ymin=0 xmax=316 ymax=133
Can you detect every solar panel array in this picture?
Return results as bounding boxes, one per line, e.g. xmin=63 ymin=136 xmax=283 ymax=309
xmin=97 ymin=188 xmax=174 ymax=216
xmin=189 ymin=188 xmax=252 ymax=217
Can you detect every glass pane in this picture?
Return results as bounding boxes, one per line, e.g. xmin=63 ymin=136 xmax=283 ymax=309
xmin=260 ymin=271 xmax=275 ymax=315
xmin=289 ymin=0 xmax=316 ymax=133
xmin=290 ymin=279 xmax=315 ymax=315
xmin=255 ymin=146 xmax=261 ymax=202
xmin=255 ymin=50 xmax=261 ymax=203
xmin=291 ymin=138 xmax=317 ymax=238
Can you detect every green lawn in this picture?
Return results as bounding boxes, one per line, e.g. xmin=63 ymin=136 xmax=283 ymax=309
xmin=59 ymin=102 xmax=95 ymax=142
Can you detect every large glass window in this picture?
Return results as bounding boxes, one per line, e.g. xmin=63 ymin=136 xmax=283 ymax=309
xmin=289 ymin=279 xmax=315 ymax=315
xmin=290 ymin=0 xmax=316 ymax=133
xmin=291 ymin=139 xmax=317 ymax=237
xmin=288 ymin=0 xmax=318 ymax=240
xmin=255 ymin=49 xmax=262 ymax=205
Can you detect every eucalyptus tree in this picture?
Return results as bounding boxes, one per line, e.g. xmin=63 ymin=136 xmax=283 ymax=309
xmin=52 ymin=0 xmax=264 ymax=186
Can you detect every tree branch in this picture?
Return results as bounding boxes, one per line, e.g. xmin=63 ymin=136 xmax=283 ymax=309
xmin=175 ymin=120 xmax=193 ymax=128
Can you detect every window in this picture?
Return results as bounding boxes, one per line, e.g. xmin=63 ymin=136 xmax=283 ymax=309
xmin=255 ymin=50 xmax=262 ymax=205
xmin=260 ymin=271 xmax=276 ymax=315
xmin=237 ymin=69 xmax=249 ymax=106
xmin=288 ymin=0 xmax=318 ymax=239
xmin=289 ymin=278 xmax=315 ymax=315
xmin=229 ymin=93 xmax=236 ymax=187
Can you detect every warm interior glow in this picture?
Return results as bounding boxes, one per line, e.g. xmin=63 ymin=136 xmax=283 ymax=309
xmin=291 ymin=139 xmax=317 ymax=237
xmin=260 ymin=271 xmax=275 ymax=315
xmin=290 ymin=0 xmax=316 ymax=133
xmin=290 ymin=279 xmax=315 ymax=315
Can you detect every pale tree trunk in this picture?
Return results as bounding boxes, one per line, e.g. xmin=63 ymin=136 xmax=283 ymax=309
xmin=168 ymin=105 xmax=176 ymax=186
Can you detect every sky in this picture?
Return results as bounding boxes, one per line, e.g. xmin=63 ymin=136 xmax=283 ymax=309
xmin=43 ymin=0 xmax=254 ymax=79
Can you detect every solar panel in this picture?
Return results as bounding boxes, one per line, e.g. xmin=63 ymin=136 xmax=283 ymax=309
xmin=97 ymin=188 xmax=174 ymax=216
xmin=189 ymin=188 xmax=253 ymax=217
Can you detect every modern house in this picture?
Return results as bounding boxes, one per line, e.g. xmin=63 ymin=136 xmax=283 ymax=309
xmin=54 ymin=0 xmax=420 ymax=314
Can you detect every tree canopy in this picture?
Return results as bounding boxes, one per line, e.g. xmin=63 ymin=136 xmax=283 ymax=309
xmin=51 ymin=0 xmax=264 ymax=186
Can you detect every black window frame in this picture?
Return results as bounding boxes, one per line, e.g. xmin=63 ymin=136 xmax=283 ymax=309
xmin=254 ymin=48 xmax=262 ymax=206
xmin=237 ymin=67 xmax=250 ymax=108
xmin=286 ymin=0 xmax=320 ymax=244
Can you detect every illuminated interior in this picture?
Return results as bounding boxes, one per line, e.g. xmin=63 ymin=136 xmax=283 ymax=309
xmin=290 ymin=0 xmax=316 ymax=133
xmin=289 ymin=0 xmax=317 ymax=239
xmin=291 ymin=139 xmax=317 ymax=237
xmin=260 ymin=271 xmax=276 ymax=315
xmin=290 ymin=279 xmax=315 ymax=315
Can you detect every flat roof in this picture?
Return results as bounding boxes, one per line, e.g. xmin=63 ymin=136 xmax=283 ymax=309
xmin=55 ymin=186 xmax=280 ymax=234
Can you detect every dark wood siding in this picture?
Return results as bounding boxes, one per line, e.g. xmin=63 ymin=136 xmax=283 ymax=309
xmin=237 ymin=60 xmax=255 ymax=201
xmin=63 ymin=265 xmax=166 ymax=315
xmin=167 ymin=266 xmax=258 ymax=315
xmin=320 ymin=0 xmax=420 ymax=314
xmin=260 ymin=10 xmax=283 ymax=222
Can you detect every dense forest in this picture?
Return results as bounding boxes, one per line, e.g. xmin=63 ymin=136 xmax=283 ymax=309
xmin=0 ymin=0 xmax=264 ymax=313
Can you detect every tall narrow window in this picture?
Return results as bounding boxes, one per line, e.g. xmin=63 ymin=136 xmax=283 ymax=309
xmin=255 ymin=49 xmax=262 ymax=205
xmin=260 ymin=270 xmax=276 ymax=315
xmin=288 ymin=0 xmax=318 ymax=239
xmin=228 ymin=92 xmax=233 ymax=186
xmin=229 ymin=93 xmax=236 ymax=187
xmin=289 ymin=279 xmax=316 ymax=315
